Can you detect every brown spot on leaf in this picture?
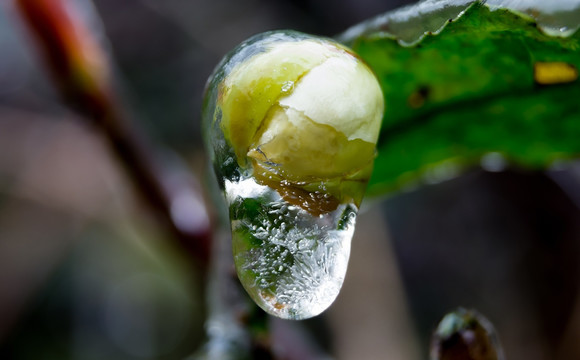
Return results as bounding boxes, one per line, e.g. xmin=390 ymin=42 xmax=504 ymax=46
xmin=408 ymin=86 xmax=431 ymax=108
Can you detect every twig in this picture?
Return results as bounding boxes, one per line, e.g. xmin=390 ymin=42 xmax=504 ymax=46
xmin=15 ymin=2 xmax=336 ymax=359
xmin=14 ymin=0 xmax=212 ymax=267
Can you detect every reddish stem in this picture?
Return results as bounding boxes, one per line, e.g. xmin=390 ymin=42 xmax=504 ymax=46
xmin=15 ymin=0 xmax=212 ymax=267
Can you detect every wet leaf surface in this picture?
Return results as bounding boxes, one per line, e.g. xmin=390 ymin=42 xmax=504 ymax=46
xmin=343 ymin=2 xmax=580 ymax=196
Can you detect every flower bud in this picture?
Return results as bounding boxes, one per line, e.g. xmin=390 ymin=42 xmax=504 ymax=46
xmin=207 ymin=31 xmax=384 ymax=211
xmin=203 ymin=31 xmax=384 ymax=319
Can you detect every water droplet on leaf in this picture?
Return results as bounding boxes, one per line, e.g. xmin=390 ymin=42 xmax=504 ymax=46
xmin=202 ymin=31 xmax=384 ymax=319
xmin=431 ymin=308 xmax=504 ymax=360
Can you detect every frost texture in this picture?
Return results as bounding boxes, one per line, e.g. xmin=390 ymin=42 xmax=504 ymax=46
xmin=338 ymin=0 xmax=478 ymax=45
xmin=487 ymin=0 xmax=580 ymax=35
xmin=338 ymin=0 xmax=580 ymax=45
xmin=226 ymin=177 xmax=355 ymax=319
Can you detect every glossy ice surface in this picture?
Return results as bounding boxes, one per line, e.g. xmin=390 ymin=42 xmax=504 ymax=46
xmin=203 ymin=31 xmax=383 ymax=319
xmin=226 ymin=177 xmax=356 ymax=319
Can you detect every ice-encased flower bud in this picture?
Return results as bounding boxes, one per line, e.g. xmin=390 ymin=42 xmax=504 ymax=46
xmin=208 ymin=31 xmax=384 ymax=212
xmin=203 ymin=31 xmax=384 ymax=319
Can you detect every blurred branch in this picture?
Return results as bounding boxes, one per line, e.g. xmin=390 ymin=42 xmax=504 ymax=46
xmin=14 ymin=0 xmax=212 ymax=267
xmin=196 ymin=230 xmax=331 ymax=360
xmin=14 ymin=2 xmax=336 ymax=359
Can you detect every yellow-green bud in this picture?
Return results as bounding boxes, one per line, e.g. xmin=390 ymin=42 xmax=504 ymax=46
xmin=214 ymin=31 xmax=384 ymax=209
xmin=204 ymin=31 xmax=384 ymax=319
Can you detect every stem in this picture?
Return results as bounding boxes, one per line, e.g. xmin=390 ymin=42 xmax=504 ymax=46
xmin=14 ymin=0 xmax=212 ymax=267
xmin=15 ymin=2 xmax=333 ymax=358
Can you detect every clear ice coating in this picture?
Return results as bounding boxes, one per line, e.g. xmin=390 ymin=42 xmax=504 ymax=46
xmin=338 ymin=0 xmax=580 ymax=46
xmin=202 ymin=31 xmax=383 ymax=319
xmin=226 ymin=177 xmax=356 ymax=319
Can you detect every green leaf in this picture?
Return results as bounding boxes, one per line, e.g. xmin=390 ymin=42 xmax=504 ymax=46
xmin=342 ymin=1 xmax=580 ymax=197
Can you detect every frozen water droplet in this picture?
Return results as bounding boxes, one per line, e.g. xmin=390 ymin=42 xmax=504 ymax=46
xmin=431 ymin=308 xmax=505 ymax=360
xmin=226 ymin=177 xmax=357 ymax=319
xmin=202 ymin=31 xmax=383 ymax=319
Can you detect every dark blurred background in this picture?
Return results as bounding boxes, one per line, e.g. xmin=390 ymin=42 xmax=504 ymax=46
xmin=1 ymin=0 xmax=580 ymax=359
